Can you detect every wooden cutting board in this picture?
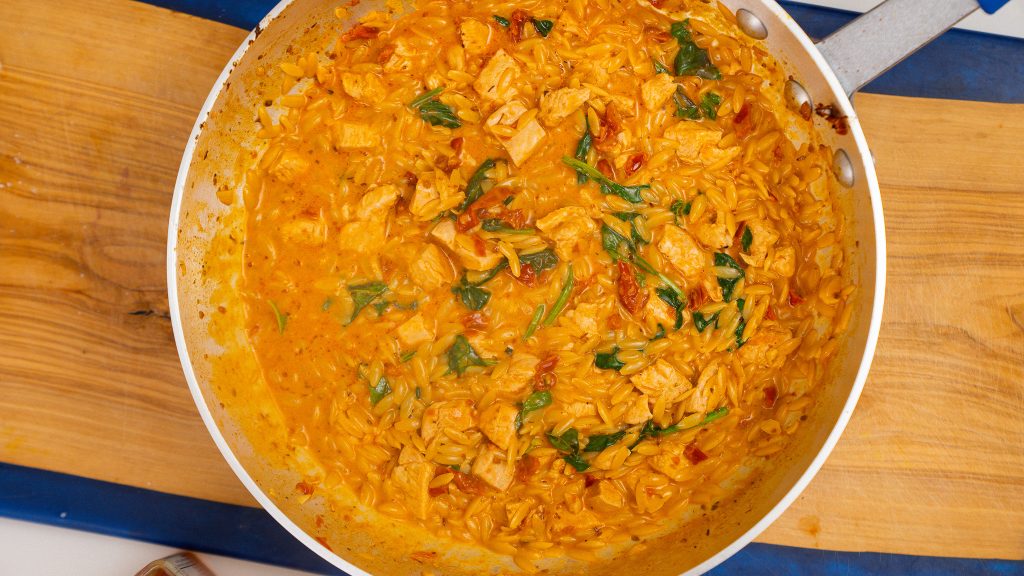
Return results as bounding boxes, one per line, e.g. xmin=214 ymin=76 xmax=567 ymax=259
xmin=1 ymin=0 xmax=1021 ymax=561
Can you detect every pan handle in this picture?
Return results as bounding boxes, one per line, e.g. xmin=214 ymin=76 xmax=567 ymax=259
xmin=815 ymin=0 xmax=1011 ymax=96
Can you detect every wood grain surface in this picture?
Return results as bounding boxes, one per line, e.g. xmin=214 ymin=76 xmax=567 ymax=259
xmin=1 ymin=0 xmax=1022 ymax=561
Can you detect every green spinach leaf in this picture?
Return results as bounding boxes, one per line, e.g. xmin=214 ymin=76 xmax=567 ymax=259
xmin=446 ymin=335 xmax=495 ymax=376
xmin=346 ymin=281 xmax=387 ymax=325
xmin=368 ymin=375 xmax=392 ymax=405
xmin=595 ymin=346 xmax=626 ymax=371
xmin=532 ymin=19 xmax=553 ymax=37
xmin=409 ymin=86 xmax=461 ymax=129
xmin=543 ymin=264 xmax=575 ymax=326
xmin=741 ymin=227 xmax=753 ymax=252
xmin=573 ymin=117 xmax=593 ymax=184
xmin=518 ymin=249 xmax=559 ymax=274
xmin=584 ymin=430 xmax=626 ymax=452
xmin=562 ymin=156 xmax=649 ymax=204
xmin=671 ymin=20 xmax=721 ymax=80
xmin=656 ymin=286 xmax=686 ymax=330
xmin=547 ymin=428 xmax=579 ymax=453
xmin=493 ymin=15 xmax=510 ymax=26
xmin=461 ymin=158 xmax=498 ymax=212
xmin=692 ymin=310 xmax=720 ymax=332
xmin=564 ymin=452 xmax=590 ymax=472
xmin=714 ymin=252 xmax=745 ymax=302
xmin=700 ymin=92 xmax=722 ymax=120
xmin=670 ymin=199 xmax=692 ymax=224
xmin=673 ymin=88 xmax=701 ymax=119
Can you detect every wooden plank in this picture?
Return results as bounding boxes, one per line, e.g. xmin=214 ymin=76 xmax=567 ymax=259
xmin=1 ymin=0 xmax=1021 ymax=560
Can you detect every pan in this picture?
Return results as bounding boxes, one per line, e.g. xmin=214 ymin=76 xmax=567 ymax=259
xmin=167 ymin=0 xmax=1008 ymax=574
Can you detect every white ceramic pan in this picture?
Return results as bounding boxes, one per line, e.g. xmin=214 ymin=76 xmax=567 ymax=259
xmin=167 ymin=1 xmax=1008 ymax=574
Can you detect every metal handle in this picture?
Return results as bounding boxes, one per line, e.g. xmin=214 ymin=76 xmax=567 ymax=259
xmin=815 ymin=0 xmax=988 ymax=96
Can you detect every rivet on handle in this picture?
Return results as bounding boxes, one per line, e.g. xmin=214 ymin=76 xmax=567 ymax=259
xmin=784 ymin=79 xmax=812 ymax=117
xmin=833 ymin=149 xmax=855 ymax=188
xmin=736 ymin=9 xmax=768 ymax=40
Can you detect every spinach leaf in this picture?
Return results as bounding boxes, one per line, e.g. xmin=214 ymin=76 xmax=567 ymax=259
xmin=547 ymin=428 xmax=579 ymax=453
xmin=737 ymin=298 xmax=745 ymax=312
xmin=601 ymin=224 xmax=634 ymax=263
xmin=633 ymin=255 xmax=684 ymax=296
xmin=372 ymin=300 xmax=390 ymax=315
xmin=653 ymin=58 xmax=672 ymax=75
xmin=562 ymin=156 xmax=649 ymax=204
xmin=673 ymin=88 xmax=701 ymax=120
xmin=503 ymin=195 xmax=515 ymax=206
xmin=714 ymin=252 xmax=745 ymax=302
xmin=321 ymin=298 xmax=333 ymax=311
xmin=543 ymin=264 xmax=575 ymax=326
xmin=693 ymin=310 xmax=720 ymax=332
xmin=368 ymin=375 xmax=392 ymax=405
xmin=670 ymin=199 xmax=692 ymax=224
xmin=564 ymin=452 xmax=590 ymax=472
xmin=573 ymin=118 xmax=593 ymax=184
xmin=268 ymin=300 xmax=288 ymax=334
xmin=532 ymin=19 xmax=553 ymax=37
xmin=613 ymin=211 xmax=648 ymax=246
xmin=481 ymin=219 xmax=534 ymax=234
xmin=651 ymin=323 xmax=666 ymax=341
xmin=734 ymin=315 xmax=747 ymax=349
xmin=634 ymin=407 xmax=730 ymax=445
xmin=518 ymin=249 xmax=559 ymax=274
xmin=493 ymin=15 xmax=510 ymax=26
xmin=671 ymin=20 xmax=721 ymax=80
xmin=452 ymin=281 xmax=491 ymax=311
xmin=400 ymin=350 xmax=416 ymax=362
xmin=521 ymin=391 xmax=552 ymax=417
xmin=700 ymin=92 xmax=722 ymax=120
xmin=446 ymin=335 xmax=495 ymax=376
xmin=741 ymin=227 xmax=753 ymax=252
xmin=523 ymin=304 xmax=545 ymax=340
xmin=595 ymin=346 xmax=626 ymax=371
xmin=346 ymin=281 xmax=387 ymax=325
xmin=461 ymin=158 xmax=498 ymax=211
xmin=656 ymin=286 xmax=686 ymax=330
xmin=408 ymin=86 xmax=461 ymax=129
xmin=584 ymin=430 xmax=626 ymax=452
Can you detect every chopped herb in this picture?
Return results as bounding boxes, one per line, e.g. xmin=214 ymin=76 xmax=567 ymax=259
xmin=653 ymin=58 xmax=672 ymax=75
xmin=268 ymin=300 xmax=288 ymax=334
xmin=563 ymin=452 xmax=590 ymax=472
xmin=461 ymin=158 xmax=497 ymax=211
xmin=400 ymin=350 xmax=417 ymax=363
xmin=415 ymin=386 xmax=422 ymax=399
xmin=651 ymin=323 xmax=666 ymax=341
xmin=573 ymin=118 xmax=593 ymax=184
xmin=368 ymin=375 xmax=392 ymax=405
xmin=482 ymin=219 xmax=535 ymax=234
xmin=737 ymin=298 xmax=746 ymax=312
xmin=532 ymin=19 xmax=554 ymax=37
xmin=346 ymin=281 xmax=387 ymax=325
xmin=714 ymin=252 xmax=745 ymax=302
xmin=543 ymin=264 xmax=574 ymax=326
xmin=547 ymin=428 xmax=579 ymax=453
xmin=518 ymin=249 xmax=559 ymax=274
xmin=321 ymin=298 xmax=333 ymax=311
xmin=446 ymin=335 xmax=495 ymax=376
xmin=595 ymin=346 xmax=626 ymax=371
xmin=670 ymin=20 xmax=721 ymax=80
xmin=521 ymin=391 xmax=552 ymax=418
xmin=670 ymin=199 xmax=692 ymax=224
xmin=372 ymin=299 xmax=390 ymax=315
xmin=673 ymin=88 xmax=700 ymax=120
xmin=503 ymin=195 xmax=515 ymax=206
xmin=741 ymin=227 xmax=753 ymax=252
xmin=493 ymin=14 xmax=510 ymax=26
xmin=692 ymin=310 xmax=720 ymax=332
xmin=656 ymin=286 xmax=686 ymax=330
xmin=523 ymin=304 xmax=545 ymax=340
xmin=505 ymin=346 xmax=514 ymax=355
xmin=408 ymin=86 xmax=461 ymax=129
xmin=700 ymin=92 xmax=722 ymax=120
xmin=584 ymin=430 xmax=626 ymax=452
xmin=562 ymin=156 xmax=649 ymax=204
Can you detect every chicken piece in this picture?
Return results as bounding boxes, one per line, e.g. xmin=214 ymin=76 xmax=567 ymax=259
xmin=471 ymin=443 xmax=514 ymax=491
xmin=340 ymin=72 xmax=386 ymax=104
xmin=279 ymin=218 xmax=325 ymax=246
xmin=692 ymin=214 xmax=733 ymax=250
xmin=420 ymin=399 xmax=476 ymax=442
xmin=657 ymin=225 xmax=705 ymax=280
xmin=538 ymin=87 xmax=590 ymax=126
xmin=535 ymin=206 xmax=597 ymax=260
xmin=662 ymin=121 xmax=735 ymax=165
xmin=396 ymin=313 xmax=433 ymax=348
xmin=382 ymin=38 xmax=418 ymax=73
xmin=454 ymin=234 xmax=504 ymax=270
xmin=491 ymin=352 xmax=539 ymax=395
xmin=334 ymin=122 xmax=379 ymax=148
xmin=485 ymin=100 xmax=528 ymax=128
xmin=644 ymin=293 xmax=677 ymax=328
xmin=409 ymin=244 xmax=454 ymax=290
xmin=338 ymin=220 xmax=385 ymax=253
xmin=743 ymin=219 xmax=780 ymax=266
xmin=650 ymin=437 xmax=700 ymax=482
xmin=430 ymin=219 xmax=457 ymax=246
xmin=594 ymin=480 xmax=625 ymax=509
xmin=550 ymin=506 xmax=601 ymax=535
xmin=502 ymin=118 xmax=547 ymax=166
xmin=269 ymin=150 xmax=309 ymax=183
xmin=686 ymin=361 xmax=720 ymax=414
xmin=622 ymin=393 xmax=653 ymax=425
xmin=473 ymin=49 xmax=520 ymax=103
xmin=771 ymin=245 xmax=797 ymax=278
xmin=479 ymin=402 xmax=519 ymax=451
xmin=563 ymin=402 xmax=597 ymax=418
xmin=568 ymin=301 xmax=605 ymax=334
xmin=398 ymin=444 xmax=426 ymax=465
xmin=738 ymin=326 xmax=793 ymax=369
xmin=630 ymin=359 xmax=690 ymax=404
xmin=409 ymin=170 xmax=465 ymax=221
xmin=641 ymin=73 xmax=677 ymax=111
xmin=389 ymin=461 xmax=433 ymax=519
xmin=459 ymin=19 xmax=492 ymax=56
xmin=356 ymin=184 xmax=399 ymax=221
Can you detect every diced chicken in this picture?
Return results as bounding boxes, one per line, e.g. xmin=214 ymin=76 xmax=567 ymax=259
xmin=338 ymin=220 xmax=385 ymax=253
xmin=608 ymin=94 xmax=638 ymax=117
xmin=389 ymin=461 xmax=433 ymax=519
xmin=644 ymin=293 xmax=677 ymax=328
xmin=459 ymin=19 xmax=492 ymax=56
xmin=382 ymin=38 xmax=417 ymax=73
xmin=420 ymin=399 xmax=476 ymax=442
xmin=535 ymin=206 xmax=597 ymax=260
xmin=269 ymin=150 xmax=309 ymax=183
xmin=356 ymin=184 xmax=399 ymax=221
xmin=502 ymin=118 xmax=547 ymax=166
xmin=738 ymin=326 xmax=793 ymax=369
xmin=409 ymin=244 xmax=454 ymax=290
xmin=485 ymin=100 xmax=528 ymax=128
xmin=473 ymin=49 xmax=520 ymax=103
xmin=471 ymin=443 xmax=514 ymax=491
xmin=430 ymin=219 xmax=457 ymax=246
xmin=340 ymin=72 xmax=386 ymax=104
xmin=568 ymin=301 xmax=605 ymax=334
xmin=398 ymin=445 xmax=426 ymax=465
xmin=279 ymin=218 xmax=325 ymax=245
xmin=491 ymin=352 xmax=539 ymax=395
xmin=550 ymin=506 xmax=601 ymax=535
xmin=594 ymin=480 xmax=625 ymax=509
xmin=538 ymin=87 xmax=590 ymax=126
xmin=479 ymin=402 xmax=519 ymax=451
xmin=409 ymin=170 xmax=465 ymax=221
xmin=454 ymin=235 xmax=504 ymax=270
xmin=641 ymin=73 xmax=677 ymax=111
xmin=657 ymin=225 xmax=705 ymax=280
xmin=662 ymin=121 xmax=736 ymax=165
xmin=650 ymin=437 xmax=699 ymax=482
xmin=396 ymin=313 xmax=433 ymax=348
xmin=743 ymin=219 xmax=780 ymax=266
xmin=563 ymin=402 xmax=597 ymax=418
xmin=622 ymin=393 xmax=653 ymax=425
xmin=686 ymin=361 xmax=718 ymax=414
xmin=692 ymin=214 xmax=733 ymax=250
xmin=630 ymin=359 xmax=690 ymax=404
xmin=771 ymin=245 xmax=797 ymax=278
xmin=334 ymin=122 xmax=379 ymax=148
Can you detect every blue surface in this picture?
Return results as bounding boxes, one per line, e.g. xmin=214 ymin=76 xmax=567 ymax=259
xmin=3 ymin=461 xmax=1023 ymax=575
xmin=138 ymin=0 xmax=1024 ymax=103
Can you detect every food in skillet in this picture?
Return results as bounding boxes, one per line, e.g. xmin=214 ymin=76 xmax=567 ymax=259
xmin=240 ymin=0 xmax=853 ymax=567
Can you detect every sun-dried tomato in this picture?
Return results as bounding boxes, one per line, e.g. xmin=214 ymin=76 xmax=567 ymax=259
xmin=596 ymin=158 xmax=615 ymax=179
xmin=509 ymin=9 xmax=530 ymax=43
xmin=584 ymin=474 xmax=599 ymax=488
xmin=593 ymin=104 xmax=622 ymax=150
xmin=295 ymin=481 xmax=315 ymax=495
xmin=472 ymin=235 xmax=488 ymax=256
xmin=763 ymin=385 xmax=778 ymax=409
xmin=789 ymin=290 xmax=805 ymax=306
xmin=644 ymin=26 xmax=672 ymax=42
xmin=515 ymin=455 xmax=540 ymax=482
xmin=684 ymin=444 xmax=708 ymax=465
xmin=456 ymin=209 xmax=479 ymax=232
xmin=501 ymin=208 xmax=526 ymax=229
xmin=617 ymin=261 xmax=648 ymax=314
xmin=515 ymin=263 xmax=537 ymax=287
xmin=765 ymin=305 xmax=778 ymax=321
xmin=533 ymin=354 xmax=559 ymax=391
xmin=648 ymin=0 xmax=666 ymax=8
xmin=448 ymin=136 xmax=465 ymax=170
xmin=342 ymin=24 xmax=380 ymax=41
xmin=452 ymin=471 xmax=487 ymax=495
xmin=461 ymin=312 xmax=488 ymax=332
xmin=733 ymin=102 xmax=754 ymax=139
xmin=687 ymin=285 xmax=708 ymax=312
xmin=625 ymin=152 xmax=647 ymax=176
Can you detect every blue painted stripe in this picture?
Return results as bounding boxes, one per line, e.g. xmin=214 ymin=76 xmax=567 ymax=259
xmin=139 ymin=0 xmax=1024 ymax=103
xmin=2 ymin=462 xmax=1022 ymax=575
